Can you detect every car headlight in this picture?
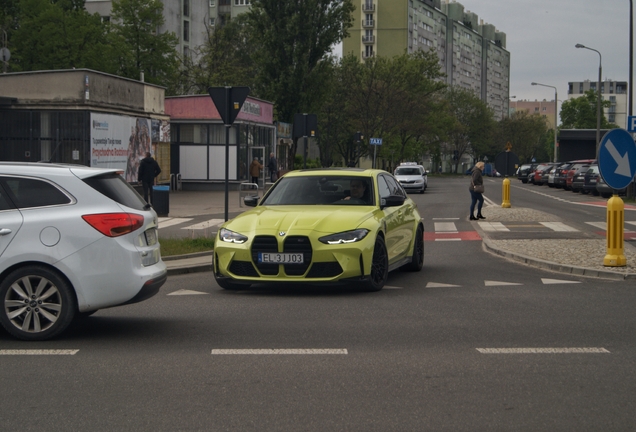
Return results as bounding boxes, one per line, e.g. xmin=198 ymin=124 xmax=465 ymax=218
xmin=319 ymin=229 xmax=369 ymax=245
xmin=219 ymin=228 xmax=248 ymax=244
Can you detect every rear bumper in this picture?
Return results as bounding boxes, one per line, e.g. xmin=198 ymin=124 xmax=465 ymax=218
xmin=122 ymin=270 xmax=167 ymax=305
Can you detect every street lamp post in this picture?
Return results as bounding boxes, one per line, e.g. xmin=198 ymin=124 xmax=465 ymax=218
xmin=531 ymin=82 xmax=558 ymax=162
xmin=575 ymin=44 xmax=602 ymax=155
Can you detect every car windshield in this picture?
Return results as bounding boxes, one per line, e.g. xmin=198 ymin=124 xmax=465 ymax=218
xmin=261 ymin=175 xmax=375 ymax=206
xmin=395 ymin=167 xmax=421 ymax=176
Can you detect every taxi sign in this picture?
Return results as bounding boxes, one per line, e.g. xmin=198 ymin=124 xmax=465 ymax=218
xmin=598 ymin=128 xmax=636 ymax=190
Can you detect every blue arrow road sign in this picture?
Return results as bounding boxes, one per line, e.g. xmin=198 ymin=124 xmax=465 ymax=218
xmin=370 ymin=138 xmax=382 ymax=145
xmin=598 ymin=128 xmax=636 ymax=190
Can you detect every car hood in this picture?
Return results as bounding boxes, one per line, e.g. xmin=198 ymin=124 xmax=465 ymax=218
xmin=395 ymin=175 xmax=424 ymax=181
xmin=223 ymin=206 xmax=376 ymax=235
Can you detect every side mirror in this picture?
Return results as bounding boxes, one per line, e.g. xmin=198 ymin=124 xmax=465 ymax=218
xmin=380 ymin=195 xmax=405 ymax=209
xmin=244 ymin=195 xmax=259 ymax=207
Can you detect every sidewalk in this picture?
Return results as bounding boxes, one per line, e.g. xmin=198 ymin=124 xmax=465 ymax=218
xmin=162 ymin=190 xmax=636 ymax=280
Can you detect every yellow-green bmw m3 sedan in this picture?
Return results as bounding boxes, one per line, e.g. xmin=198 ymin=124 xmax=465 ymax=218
xmin=214 ymin=169 xmax=424 ymax=291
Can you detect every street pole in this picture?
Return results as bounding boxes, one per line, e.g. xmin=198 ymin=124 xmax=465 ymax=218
xmin=630 ymin=0 xmax=633 ymax=117
xmin=531 ymin=82 xmax=558 ymax=162
xmin=575 ymin=44 xmax=602 ymax=155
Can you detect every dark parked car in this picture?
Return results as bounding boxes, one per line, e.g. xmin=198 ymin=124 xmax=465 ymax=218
xmin=565 ymin=161 xmax=595 ymax=191
xmin=517 ymin=163 xmax=536 ymax=183
xmin=570 ymin=163 xmax=592 ymax=193
xmin=582 ymin=164 xmax=600 ymax=195
xmin=596 ymin=175 xmax=627 ymax=198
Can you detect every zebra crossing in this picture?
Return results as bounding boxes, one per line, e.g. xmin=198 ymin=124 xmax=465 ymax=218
xmin=159 ymin=216 xmax=636 ymax=238
xmin=159 ymin=217 xmax=224 ymax=231
xmin=424 ymin=218 xmax=636 ymax=241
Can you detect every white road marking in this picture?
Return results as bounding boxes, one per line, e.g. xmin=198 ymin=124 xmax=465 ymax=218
xmin=211 ymin=349 xmax=348 ymax=355
xmin=484 ymin=280 xmax=522 ymax=286
xmin=540 ymin=222 xmax=579 ymax=232
xmin=477 ymin=347 xmax=609 ymax=354
xmin=182 ymin=219 xmax=225 ymax=230
xmin=159 ymin=217 xmax=193 ymax=228
xmin=426 ymin=282 xmax=460 ymax=288
xmin=168 ymin=289 xmax=209 ymax=295
xmin=434 ymin=222 xmax=457 ymax=232
xmin=435 ymin=238 xmax=462 ymax=241
xmin=0 ymin=350 xmax=79 ymax=355
xmin=478 ymin=221 xmax=509 ymax=232
xmin=586 ymin=222 xmax=607 ymax=230
xmin=586 ymin=221 xmax=634 ymax=232
xmin=383 ymin=285 xmax=403 ymax=290
xmin=541 ymin=278 xmax=581 ymax=285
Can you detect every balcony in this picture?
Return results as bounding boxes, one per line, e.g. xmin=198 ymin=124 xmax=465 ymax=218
xmin=362 ymin=35 xmax=375 ymax=44
xmin=362 ymin=50 xmax=374 ymax=59
xmin=362 ymin=2 xmax=375 ymax=12
xmin=362 ymin=19 xmax=375 ymax=28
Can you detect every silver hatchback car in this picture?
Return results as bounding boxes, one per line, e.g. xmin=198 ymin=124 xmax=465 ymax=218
xmin=0 ymin=162 xmax=167 ymax=340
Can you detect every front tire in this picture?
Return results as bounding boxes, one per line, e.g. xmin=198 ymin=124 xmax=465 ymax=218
xmin=402 ymin=225 xmax=424 ymax=272
xmin=362 ymin=236 xmax=388 ymax=292
xmin=0 ymin=266 xmax=76 ymax=341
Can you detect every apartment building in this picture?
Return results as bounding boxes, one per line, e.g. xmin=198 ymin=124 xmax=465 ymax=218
xmin=567 ymin=79 xmax=628 ymax=129
xmin=343 ymin=0 xmax=511 ymax=119
xmin=85 ymin=0 xmax=253 ymax=61
xmin=510 ymin=99 xmax=557 ymax=130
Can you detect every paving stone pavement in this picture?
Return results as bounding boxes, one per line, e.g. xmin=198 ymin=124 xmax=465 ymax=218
xmin=478 ymin=205 xmax=636 ymax=280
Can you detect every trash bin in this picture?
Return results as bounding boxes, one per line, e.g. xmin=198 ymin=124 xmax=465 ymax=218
xmin=152 ymin=185 xmax=169 ymax=216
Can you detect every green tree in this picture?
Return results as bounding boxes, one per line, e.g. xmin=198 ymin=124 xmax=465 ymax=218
xmin=560 ymin=89 xmax=618 ymax=129
xmin=445 ymin=87 xmax=496 ymax=172
xmin=9 ymin=0 xmax=108 ymax=72
xmin=108 ymin=0 xmax=179 ymax=89
xmin=243 ymin=0 xmax=355 ymax=166
xmin=380 ymin=50 xmax=448 ymax=165
xmin=495 ymin=110 xmax=548 ymax=163
xmin=175 ymin=16 xmax=256 ymax=95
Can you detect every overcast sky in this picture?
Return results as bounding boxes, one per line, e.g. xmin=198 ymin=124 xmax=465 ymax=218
xmin=335 ymin=0 xmax=634 ymax=117
xmin=462 ymin=0 xmax=631 ymax=107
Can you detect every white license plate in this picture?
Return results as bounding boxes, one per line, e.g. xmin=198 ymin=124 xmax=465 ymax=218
xmin=144 ymin=228 xmax=158 ymax=246
xmin=590 ymin=179 xmax=597 ymax=183
xmin=258 ymin=253 xmax=304 ymax=264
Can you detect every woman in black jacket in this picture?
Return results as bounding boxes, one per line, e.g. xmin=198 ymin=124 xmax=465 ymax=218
xmin=469 ymin=161 xmax=485 ymax=220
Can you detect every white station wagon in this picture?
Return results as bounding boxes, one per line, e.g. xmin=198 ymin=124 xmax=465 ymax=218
xmin=0 ymin=162 xmax=167 ymax=340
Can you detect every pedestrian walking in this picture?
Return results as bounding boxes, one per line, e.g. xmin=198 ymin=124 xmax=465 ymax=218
xmin=138 ymin=152 xmax=162 ymax=205
xmin=249 ymin=157 xmax=263 ymax=185
xmin=268 ymin=152 xmax=278 ymax=182
xmin=469 ymin=161 xmax=485 ymax=220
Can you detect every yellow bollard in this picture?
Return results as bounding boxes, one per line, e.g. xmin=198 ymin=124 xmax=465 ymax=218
xmin=501 ymin=177 xmax=511 ymax=208
xmin=603 ymin=194 xmax=626 ymax=266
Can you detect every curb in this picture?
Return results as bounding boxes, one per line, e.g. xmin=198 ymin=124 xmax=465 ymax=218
xmin=482 ymin=237 xmax=636 ymax=281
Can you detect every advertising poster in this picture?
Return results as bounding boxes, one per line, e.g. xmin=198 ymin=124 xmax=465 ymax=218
xmin=90 ymin=113 xmax=151 ymax=182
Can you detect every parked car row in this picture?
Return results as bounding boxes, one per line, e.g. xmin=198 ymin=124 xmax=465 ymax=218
xmin=516 ymin=159 xmax=630 ymax=198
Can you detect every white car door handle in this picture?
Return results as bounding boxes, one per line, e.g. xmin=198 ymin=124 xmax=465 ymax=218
xmin=0 ymin=228 xmax=12 ymax=236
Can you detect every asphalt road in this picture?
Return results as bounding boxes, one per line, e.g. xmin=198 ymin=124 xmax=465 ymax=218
xmin=1 ymin=176 xmax=635 ymax=431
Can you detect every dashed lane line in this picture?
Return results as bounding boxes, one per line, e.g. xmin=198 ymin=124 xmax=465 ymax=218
xmin=211 ymin=349 xmax=348 ymax=355
xmin=0 ymin=350 xmax=79 ymax=355
xmin=484 ymin=280 xmax=523 ymax=286
xmin=477 ymin=347 xmax=609 ymax=354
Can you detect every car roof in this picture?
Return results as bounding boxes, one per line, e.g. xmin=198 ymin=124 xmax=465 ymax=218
xmin=284 ymin=168 xmax=385 ymax=178
xmin=0 ymin=162 xmax=120 ymax=179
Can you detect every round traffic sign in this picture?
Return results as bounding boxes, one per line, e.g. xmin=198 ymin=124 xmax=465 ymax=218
xmin=598 ymin=128 xmax=636 ymax=190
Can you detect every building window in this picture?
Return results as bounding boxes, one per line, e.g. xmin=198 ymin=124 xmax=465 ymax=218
xmin=184 ymin=46 xmax=190 ymax=57
xmin=184 ymin=20 xmax=189 ymax=42
xmin=209 ymin=0 xmax=215 ymax=6
xmin=183 ymin=0 xmax=189 ymax=17
xmin=209 ymin=17 xmax=215 ymax=26
xmin=234 ymin=0 xmax=251 ymax=4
